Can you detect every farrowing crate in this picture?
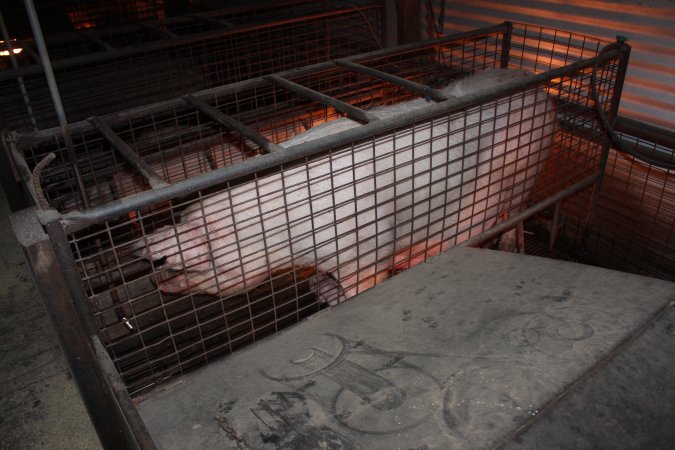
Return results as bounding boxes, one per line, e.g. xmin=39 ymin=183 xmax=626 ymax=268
xmin=0 ymin=0 xmax=384 ymax=132
xmin=10 ymin=22 xmax=661 ymax=448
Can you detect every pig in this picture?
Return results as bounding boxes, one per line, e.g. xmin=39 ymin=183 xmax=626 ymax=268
xmin=135 ymin=69 xmax=556 ymax=305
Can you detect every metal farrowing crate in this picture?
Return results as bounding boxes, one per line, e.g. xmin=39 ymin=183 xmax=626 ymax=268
xmin=0 ymin=0 xmax=384 ymax=132
xmin=10 ymin=21 xmax=671 ymax=448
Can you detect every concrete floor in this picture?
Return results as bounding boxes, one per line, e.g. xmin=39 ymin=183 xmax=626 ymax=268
xmin=0 ymin=188 xmax=101 ymax=450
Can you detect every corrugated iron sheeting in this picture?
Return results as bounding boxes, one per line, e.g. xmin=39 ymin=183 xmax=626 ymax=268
xmin=429 ymin=0 xmax=675 ymax=131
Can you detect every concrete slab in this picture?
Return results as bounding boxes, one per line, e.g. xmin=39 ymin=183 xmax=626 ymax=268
xmin=136 ymin=246 xmax=675 ymax=449
xmin=506 ymin=304 xmax=675 ymax=449
xmin=0 ymin=189 xmax=101 ymax=450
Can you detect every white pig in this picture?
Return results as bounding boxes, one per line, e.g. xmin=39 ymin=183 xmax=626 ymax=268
xmin=135 ymin=69 xmax=556 ymax=304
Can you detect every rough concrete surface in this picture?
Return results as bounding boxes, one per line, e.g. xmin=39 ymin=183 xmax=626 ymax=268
xmin=137 ymin=246 xmax=675 ymax=449
xmin=0 ymin=188 xmax=101 ymax=450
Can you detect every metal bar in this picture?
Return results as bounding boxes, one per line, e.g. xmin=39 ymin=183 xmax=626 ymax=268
xmin=183 ymin=95 xmax=285 ymax=154
xmin=548 ymin=201 xmax=560 ymax=252
xmin=0 ymin=10 xmax=38 ymax=131
xmin=23 ymin=0 xmax=90 ymax=208
xmin=333 ymin=59 xmax=448 ymax=102
xmin=17 ymin=23 xmax=511 ymax=141
xmin=185 ymin=13 xmax=235 ymax=28
xmin=264 ymin=74 xmax=379 ymax=123
xmin=88 ymin=117 xmax=167 ymax=189
xmin=92 ymin=336 xmax=158 ymax=450
xmin=499 ymin=21 xmax=513 ymax=69
xmin=460 ymin=174 xmax=599 ymax=248
xmin=10 ymin=209 xmax=144 ymax=449
xmin=0 ymin=4 xmax=385 ymax=82
xmin=584 ymin=42 xmax=632 ymax=239
xmin=48 ymin=52 xmax=622 ymax=233
xmin=78 ymin=30 xmax=115 ymax=51
xmin=615 ymin=115 xmax=675 ymax=151
xmin=137 ymin=22 xmax=177 ymax=39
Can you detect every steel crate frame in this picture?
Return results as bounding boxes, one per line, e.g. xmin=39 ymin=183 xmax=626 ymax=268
xmin=9 ymin=22 xmax=632 ymax=449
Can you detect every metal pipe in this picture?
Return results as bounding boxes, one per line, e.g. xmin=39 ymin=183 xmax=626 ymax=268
xmin=333 ymin=59 xmax=448 ymax=102
xmin=264 ymin=74 xmax=379 ymax=123
xmin=460 ymin=174 xmax=599 ymax=248
xmin=22 ymin=0 xmax=90 ymax=208
xmin=183 ymin=95 xmax=285 ymax=154
xmin=0 ymin=10 xmax=38 ymax=131
xmin=88 ymin=117 xmax=167 ymax=189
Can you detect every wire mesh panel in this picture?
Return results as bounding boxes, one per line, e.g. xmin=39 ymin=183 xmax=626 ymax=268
xmin=0 ymin=0 xmax=384 ymax=132
xmin=11 ymin=23 xmax=631 ymax=395
xmin=584 ymin=137 xmax=675 ymax=281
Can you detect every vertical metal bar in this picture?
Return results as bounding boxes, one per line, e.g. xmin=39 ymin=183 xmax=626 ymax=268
xmin=23 ymin=0 xmax=90 ymax=208
xmin=549 ymin=201 xmax=560 ymax=252
xmin=0 ymin=10 xmax=38 ymax=131
xmin=583 ymin=42 xmax=632 ymax=242
xmin=10 ymin=210 xmax=148 ymax=449
xmin=500 ymin=21 xmax=513 ymax=69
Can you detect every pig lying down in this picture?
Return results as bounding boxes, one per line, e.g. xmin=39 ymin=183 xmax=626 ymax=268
xmin=135 ymin=69 xmax=556 ymax=305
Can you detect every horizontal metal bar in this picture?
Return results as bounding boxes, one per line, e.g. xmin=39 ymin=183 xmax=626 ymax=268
xmin=264 ymin=74 xmax=378 ymax=124
xmin=88 ymin=117 xmax=168 ymax=189
xmin=183 ymin=95 xmax=284 ymax=154
xmin=334 ymin=59 xmax=448 ymax=102
xmin=460 ymin=174 xmax=599 ymax=248
xmin=78 ymin=30 xmax=115 ymax=51
xmin=137 ymin=22 xmax=177 ymax=39
xmin=18 ymin=23 xmax=509 ymax=143
xmin=0 ymin=3 xmax=384 ymax=83
xmin=49 ymin=51 xmax=624 ymax=232
xmin=185 ymin=13 xmax=235 ymax=28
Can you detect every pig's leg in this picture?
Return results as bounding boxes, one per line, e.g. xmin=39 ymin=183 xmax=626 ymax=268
xmin=309 ymin=272 xmax=346 ymax=306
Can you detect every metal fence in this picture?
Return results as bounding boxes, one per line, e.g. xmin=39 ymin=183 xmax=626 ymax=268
xmin=0 ymin=0 xmax=384 ymax=132
xmin=8 ymin=23 xmax=635 ymax=402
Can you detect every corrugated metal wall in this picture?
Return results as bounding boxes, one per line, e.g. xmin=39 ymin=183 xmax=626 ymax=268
xmin=426 ymin=0 xmax=675 ymax=131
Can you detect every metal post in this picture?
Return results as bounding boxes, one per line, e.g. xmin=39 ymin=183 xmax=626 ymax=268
xmin=10 ymin=209 xmax=154 ymax=449
xmin=583 ymin=41 xmax=632 ymax=243
xmin=499 ymin=21 xmax=513 ymax=69
xmin=0 ymin=10 xmax=38 ymax=131
xmin=22 ymin=0 xmax=90 ymax=208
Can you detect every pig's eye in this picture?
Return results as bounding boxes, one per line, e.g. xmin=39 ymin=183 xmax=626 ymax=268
xmin=152 ymin=256 xmax=168 ymax=268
